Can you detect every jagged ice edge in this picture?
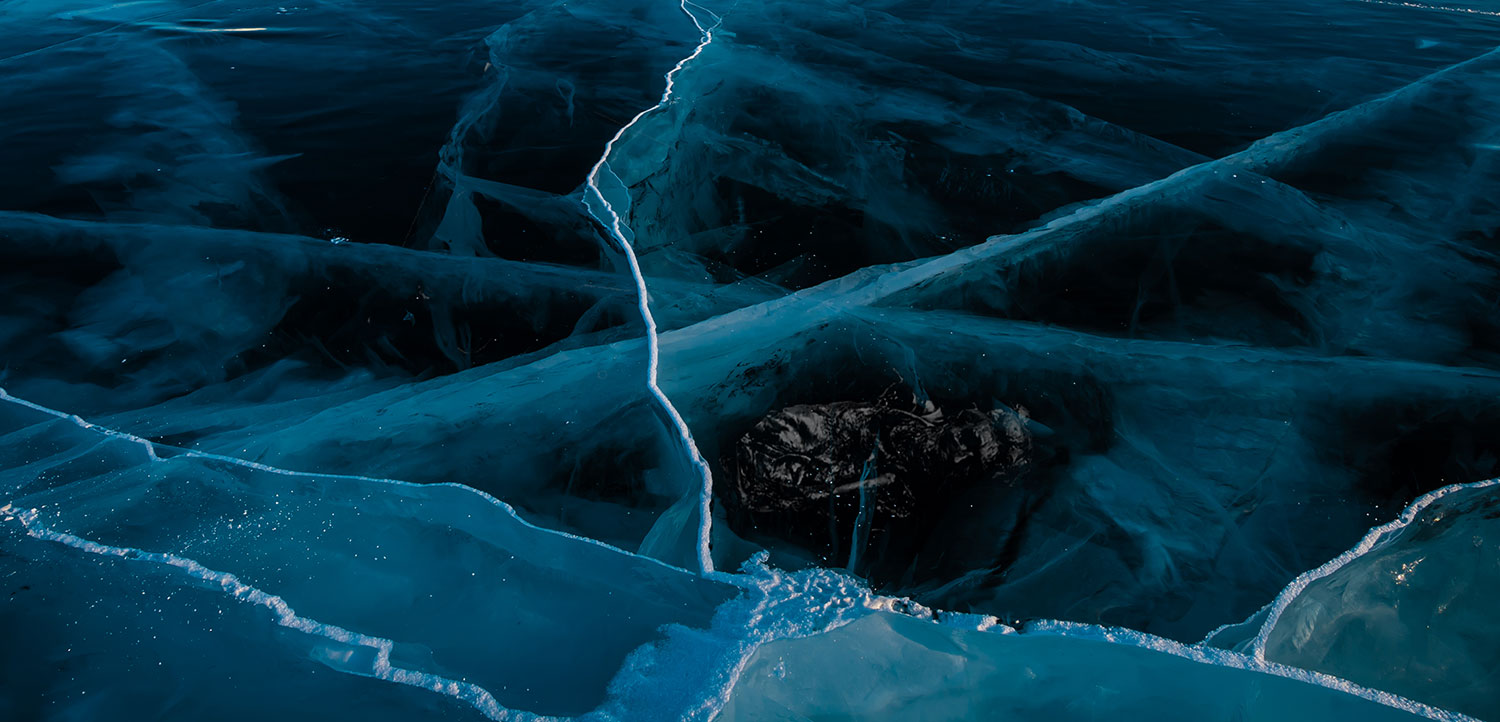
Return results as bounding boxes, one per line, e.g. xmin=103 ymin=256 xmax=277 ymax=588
xmin=1019 ymin=619 xmax=1479 ymax=722
xmin=0 ymin=503 xmax=540 ymax=722
xmin=0 ymin=386 xmax=745 ymax=719
xmin=0 ymin=388 xmax=697 ymax=579
xmin=1247 ymin=475 xmax=1500 ymax=660
xmin=0 ymin=388 xmax=1478 ymax=721
xmin=623 ymin=554 xmax=1479 ymax=722
xmin=581 ymin=0 xmax=721 ymax=575
xmin=1352 ymin=0 xmax=1500 ymax=17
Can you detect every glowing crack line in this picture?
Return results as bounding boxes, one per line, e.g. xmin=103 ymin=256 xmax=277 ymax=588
xmin=1 ymin=504 xmax=535 ymax=722
xmin=5 ymin=4 xmax=1491 ymax=714
xmin=0 ymin=387 xmax=1479 ymax=721
xmin=0 ymin=384 xmax=753 ymax=717
xmin=581 ymin=1 xmax=721 ymax=574
xmin=0 ymin=387 xmax=714 ymax=581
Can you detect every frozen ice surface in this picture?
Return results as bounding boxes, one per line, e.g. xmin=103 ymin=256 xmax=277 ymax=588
xmin=719 ymin=612 xmax=1438 ymax=722
xmin=0 ymin=395 xmax=737 ymax=718
xmin=1252 ymin=480 xmax=1500 ymax=720
xmin=4 ymin=0 xmax=1500 ymax=719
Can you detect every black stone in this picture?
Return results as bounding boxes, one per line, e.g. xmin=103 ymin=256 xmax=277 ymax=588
xmin=722 ymin=389 xmax=1037 ymax=570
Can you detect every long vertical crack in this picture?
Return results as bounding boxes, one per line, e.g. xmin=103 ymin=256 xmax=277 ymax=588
xmin=581 ymin=1 xmax=722 ymax=574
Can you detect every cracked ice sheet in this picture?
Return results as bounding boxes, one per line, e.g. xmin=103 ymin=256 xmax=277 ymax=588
xmin=1245 ymin=479 xmax=1500 ymax=721
xmin=112 ymin=40 xmax=1500 ymax=638
xmin=419 ymin=0 xmax=708 ymax=258
xmin=45 ymin=38 xmax=1500 ymax=634
xmin=120 ymin=285 xmax=1500 ymax=637
xmin=716 ymin=612 xmax=1449 ymax=722
xmin=0 ymin=384 xmax=1483 ymax=722
xmin=0 ymin=0 xmax=778 ymax=568
xmin=2 ymin=11 xmax=1500 ymax=720
xmin=0 ymin=403 xmax=1461 ymax=722
xmin=603 ymin=0 xmax=1500 ymax=293
xmin=0 ymin=211 xmax=777 ymax=416
xmin=0 ymin=0 xmax=549 ymax=243
xmin=0 ymin=518 xmax=494 ymax=722
xmin=0 ymin=398 xmax=735 ymax=718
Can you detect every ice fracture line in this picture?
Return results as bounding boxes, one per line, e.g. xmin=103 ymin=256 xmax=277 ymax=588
xmin=582 ymin=0 xmax=722 ymax=574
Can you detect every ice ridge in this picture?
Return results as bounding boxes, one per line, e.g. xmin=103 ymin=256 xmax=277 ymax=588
xmin=0 ymin=387 xmax=1480 ymax=721
xmin=1247 ymin=475 xmax=1500 ymax=660
xmin=0 ymin=504 xmax=531 ymax=722
xmin=0 ymin=387 xmax=694 ymax=578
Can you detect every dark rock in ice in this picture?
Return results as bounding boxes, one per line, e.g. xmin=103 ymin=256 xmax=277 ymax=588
xmin=723 ymin=388 xmax=1039 ymax=571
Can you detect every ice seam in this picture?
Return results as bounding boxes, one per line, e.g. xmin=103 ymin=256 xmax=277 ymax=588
xmin=581 ymin=0 xmax=722 ymax=574
xmin=1 ymin=505 xmax=536 ymax=722
xmin=0 ymin=387 xmax=710 ymax=581
xmin=1248 ymin=476 xmax=1500 ymax=659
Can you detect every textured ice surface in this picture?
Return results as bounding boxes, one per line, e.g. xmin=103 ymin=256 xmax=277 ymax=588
xmin=4 ymin=0 xmax=1500 ymax=719
xmin=720 ymin=613 xmax=1436 ymax=722
xmin=1249 ymin=480 xmax=1500 ymax=720
xmin=0 ymin=394 xmax=736 ymax=718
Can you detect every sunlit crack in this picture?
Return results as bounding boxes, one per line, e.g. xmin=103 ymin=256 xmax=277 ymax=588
xmin=581 ymin=0 xmax=723 ymax=574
